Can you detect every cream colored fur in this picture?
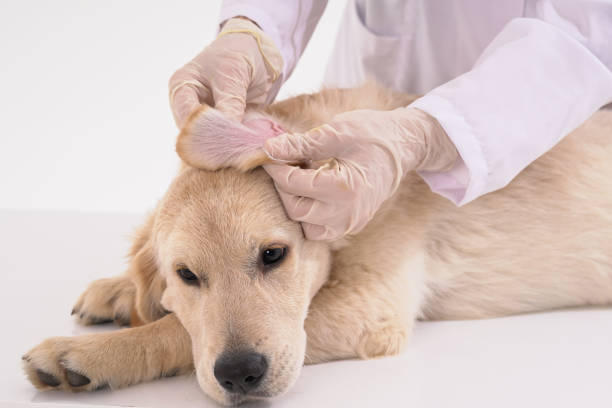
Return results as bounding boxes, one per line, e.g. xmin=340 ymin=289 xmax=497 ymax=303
xmin=23 ymin=83 xmax=612 ymax=405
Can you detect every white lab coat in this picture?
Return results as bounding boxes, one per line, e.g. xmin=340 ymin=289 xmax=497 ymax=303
xmin=219 ymin=0 xmax=612 ymax=205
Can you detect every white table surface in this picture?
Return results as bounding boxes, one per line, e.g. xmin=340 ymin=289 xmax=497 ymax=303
xmin=1 ymin=210 xmax=611 ymax=408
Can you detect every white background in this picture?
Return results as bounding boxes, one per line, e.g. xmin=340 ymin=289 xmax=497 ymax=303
xmin=2 ymin=2 xmax=611 ymax=408
xmin=0 ymin=0 xmax=347 ymax=214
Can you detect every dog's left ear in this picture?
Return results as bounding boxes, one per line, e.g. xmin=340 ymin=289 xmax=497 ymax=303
xmin=176 ymin=106 xmax=285 ymax=171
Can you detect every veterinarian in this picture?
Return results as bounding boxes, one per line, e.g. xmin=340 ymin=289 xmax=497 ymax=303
xmin=169 ymin=0 xmax=612 ymax=241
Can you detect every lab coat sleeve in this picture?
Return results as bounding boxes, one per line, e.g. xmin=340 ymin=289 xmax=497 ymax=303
xmin=219 ymin=0 xmax=328 ymax=82
xmin=410 ymin=2 xmax=612 ymax=206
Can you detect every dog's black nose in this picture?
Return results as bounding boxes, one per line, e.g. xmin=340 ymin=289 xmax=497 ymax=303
xmin=214 ymin=351 xmax=267 ymax=394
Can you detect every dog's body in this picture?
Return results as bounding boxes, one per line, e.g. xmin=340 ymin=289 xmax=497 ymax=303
xmin=23 ymin=84 xmax=612 ymax=405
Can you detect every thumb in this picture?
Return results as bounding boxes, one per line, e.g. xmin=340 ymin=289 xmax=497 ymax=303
xmin=170 ymin=84 xmax=207 ymax=128
xmin=263 ymin=125 xmax=338 ymax=162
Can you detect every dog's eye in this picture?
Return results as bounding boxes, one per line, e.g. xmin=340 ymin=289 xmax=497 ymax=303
xmin=261 ymin=247 xmax=287 ymax=266
xmin=176 ymin=268 xmax=198 ymax=285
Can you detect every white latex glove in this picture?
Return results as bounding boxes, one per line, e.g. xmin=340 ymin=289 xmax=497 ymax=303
xmin=263 ymin=108 xmax=459 ymax=241
xmin=169 ymin=17 xmax=283 ymax=126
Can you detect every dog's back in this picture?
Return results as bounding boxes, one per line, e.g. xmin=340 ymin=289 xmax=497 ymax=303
xmin=418 ymin=109 xmax=612 ymax=319
xmin=267 ymin=84 xmax=612 ymax=320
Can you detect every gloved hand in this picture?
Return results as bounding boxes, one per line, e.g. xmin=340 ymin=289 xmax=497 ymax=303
xmin=169 ymin=17 xmax=283 ymax=127
xmin=263 ymin=108 xmax=459 ymax=241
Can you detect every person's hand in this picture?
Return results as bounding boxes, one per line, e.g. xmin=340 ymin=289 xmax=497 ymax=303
xmin=262 ymin=108 xmax=458 ymax=240
xmin=169 ymin=17 xmax=283 ymax=127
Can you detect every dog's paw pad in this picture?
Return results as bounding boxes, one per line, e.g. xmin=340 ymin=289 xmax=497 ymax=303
xmin=36 ymin=369 xmax=61 ymax=387
xmin=65 ymin=368 xmax=91 ymax=387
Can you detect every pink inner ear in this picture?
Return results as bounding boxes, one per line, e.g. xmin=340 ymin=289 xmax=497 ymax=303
xmin=178 ymin=108 xmax=287 ymax=171
xmin=241 ymin=117 xmax=285 ymax=140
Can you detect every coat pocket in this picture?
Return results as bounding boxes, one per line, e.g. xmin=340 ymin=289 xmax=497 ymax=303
xmin=324 ymin=0 xmax=406 ymax=89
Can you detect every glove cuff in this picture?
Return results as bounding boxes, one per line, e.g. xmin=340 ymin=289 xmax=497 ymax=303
xmin=404 ymin=108 xmax=459 ymax=173
xmin=218 ymin=18 xmax=284 ymax=84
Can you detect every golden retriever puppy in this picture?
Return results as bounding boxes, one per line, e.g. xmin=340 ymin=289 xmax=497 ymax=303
xmin=23 ymin=84 xmax=612 ymax=405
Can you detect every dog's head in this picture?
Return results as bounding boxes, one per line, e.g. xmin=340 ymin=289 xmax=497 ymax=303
xmin=151 ymin=108 xmax=330 ymax=405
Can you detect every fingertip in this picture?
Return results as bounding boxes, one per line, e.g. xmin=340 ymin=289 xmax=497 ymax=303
xmin=263 ymin=163 xmax=311 ymax=194
xmin=262 ymin=162 xmax=290 ymax=178
xmin=170 ymin=82 xmax=209 ymax=128
xmin=301 ymin=222 xmax=335 ymax=241
xmin=274 ymin=188 xmax=316 ymax=220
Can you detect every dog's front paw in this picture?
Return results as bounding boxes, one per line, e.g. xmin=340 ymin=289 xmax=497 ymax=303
xmin=22 ymin=336 xmax=112 ymax=391
xmin=72 ymin=277 xmax=135 ymax=326
xmin=356 ymin=322 xmax=408 ymax=359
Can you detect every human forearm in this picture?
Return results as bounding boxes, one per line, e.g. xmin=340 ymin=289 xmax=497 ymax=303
xmin=411 ymin=17 xmax=612 ymax=205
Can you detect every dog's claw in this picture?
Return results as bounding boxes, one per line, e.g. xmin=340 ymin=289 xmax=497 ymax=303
xmin=36 ymin=369 xmax=61 ymax=387
xmin=114 ymin=313 xmax=130 ymax=327
xmin=93 ymin=382 xmax=110 ymax=391
xmin=87 ymin=316 xmax=113 ymax=325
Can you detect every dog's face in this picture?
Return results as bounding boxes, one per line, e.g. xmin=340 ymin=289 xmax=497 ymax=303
xmin=154 ymin=167 xmax=329 ymax=405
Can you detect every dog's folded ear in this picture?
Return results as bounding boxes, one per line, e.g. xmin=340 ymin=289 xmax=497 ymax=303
xmin=176 ymin=105 xmax=285 ymax=172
